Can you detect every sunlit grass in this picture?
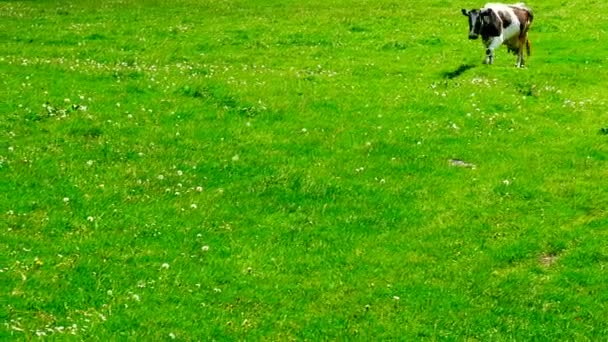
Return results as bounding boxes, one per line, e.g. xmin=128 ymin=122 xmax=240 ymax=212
xmin=2 ymin=0 xmax=608 ymax=339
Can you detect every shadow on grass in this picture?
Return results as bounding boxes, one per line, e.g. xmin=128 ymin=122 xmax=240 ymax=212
xmin=442 ymin=63 xmax=476 ymax=79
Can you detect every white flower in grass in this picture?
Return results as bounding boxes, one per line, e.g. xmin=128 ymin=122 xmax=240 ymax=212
xmin=161 ymin=263 xmax=170 ymax=269
xmin=157 ymin=174 xmax=164 ymax=180
xmin=169 ymin=333 xmax=176 ymax=339
xmin=86 ymin=160 xmax=94 ymax=166
xmin=196 ymin=186 xmax=203 ymax=192
xmin=190 ymin=204 xmax=197 ymax=209
xmin=177 ymin=170 xmax=183 ymax=176
xmin=201 ymin=245 xmax=210 ymax=252
xmin=132 ymin=294 xmax=140 ymax=302
xmin=63 ymin=197 xmax=70 ymax=203
xmin=393 ymin=296 xmax=400 ymax=301
xmin=87 ymin=216 xmax=94 ymax=222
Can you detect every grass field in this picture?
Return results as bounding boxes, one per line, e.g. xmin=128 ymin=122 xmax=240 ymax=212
xmin=2 ymin=0 xmax=608 ymax=339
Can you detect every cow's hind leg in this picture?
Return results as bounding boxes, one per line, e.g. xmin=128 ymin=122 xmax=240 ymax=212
xmin=517 ymin=31 xmax=531 ymax=68
xmin=516 ymin=48 xmax=524 ymax=67
xmin=516 ymin=35 xmax=528 ymax=67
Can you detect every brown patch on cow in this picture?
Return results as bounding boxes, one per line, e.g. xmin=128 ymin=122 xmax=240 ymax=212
xmin=510 ymin=6 xmax=533 ymax=23
xmin=509 ymin=6 xmax=533 ymax=32
xmin=539 ymin=253 xmax=559 ymax=267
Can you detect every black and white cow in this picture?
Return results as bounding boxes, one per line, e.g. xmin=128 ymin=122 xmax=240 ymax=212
xmin=461 ymin=3 xmax=534 ymax=67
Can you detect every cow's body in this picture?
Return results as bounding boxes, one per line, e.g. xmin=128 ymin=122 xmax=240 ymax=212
xmin=462 ymin=3 xmax=534 ymax=67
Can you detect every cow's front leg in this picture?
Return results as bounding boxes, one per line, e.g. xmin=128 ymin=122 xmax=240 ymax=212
xmin=484 ymin=48 xmax=494 ymax=64
xmin=484 ymin=37 xmax=503 ymax=65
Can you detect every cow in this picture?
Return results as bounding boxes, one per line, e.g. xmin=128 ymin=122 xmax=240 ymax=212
xmin=461 ymin=3 xmax=534 ymax=67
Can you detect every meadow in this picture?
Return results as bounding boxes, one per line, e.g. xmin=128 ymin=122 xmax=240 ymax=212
xmin=2 ymin=0 xmax=608 ymax=339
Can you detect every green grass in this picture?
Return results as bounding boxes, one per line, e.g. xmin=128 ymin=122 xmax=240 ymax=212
xmin=2 ymin=0 xmax=608 ymax=339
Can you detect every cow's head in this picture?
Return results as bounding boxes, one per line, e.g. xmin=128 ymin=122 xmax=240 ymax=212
xmin=461 ymin=8 xmax=501 ymax=39
xmin=461 ymin=8 xmax=481 ymax=39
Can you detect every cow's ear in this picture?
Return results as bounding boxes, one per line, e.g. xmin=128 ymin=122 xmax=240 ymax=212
xmin=461 ymin=9 xmax=469 ymax=16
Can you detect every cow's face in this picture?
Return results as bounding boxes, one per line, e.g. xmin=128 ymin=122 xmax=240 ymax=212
xmin=461 ymin=8 xmax=482 ymax=39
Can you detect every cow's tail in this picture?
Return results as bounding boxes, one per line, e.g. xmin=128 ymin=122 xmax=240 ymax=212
xmin=526 ymin=39 xmax=531 ymax=56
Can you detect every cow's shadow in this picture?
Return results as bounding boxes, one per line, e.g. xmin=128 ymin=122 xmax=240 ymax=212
xmin=443 ymin=63 xmax=476 ymax=79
